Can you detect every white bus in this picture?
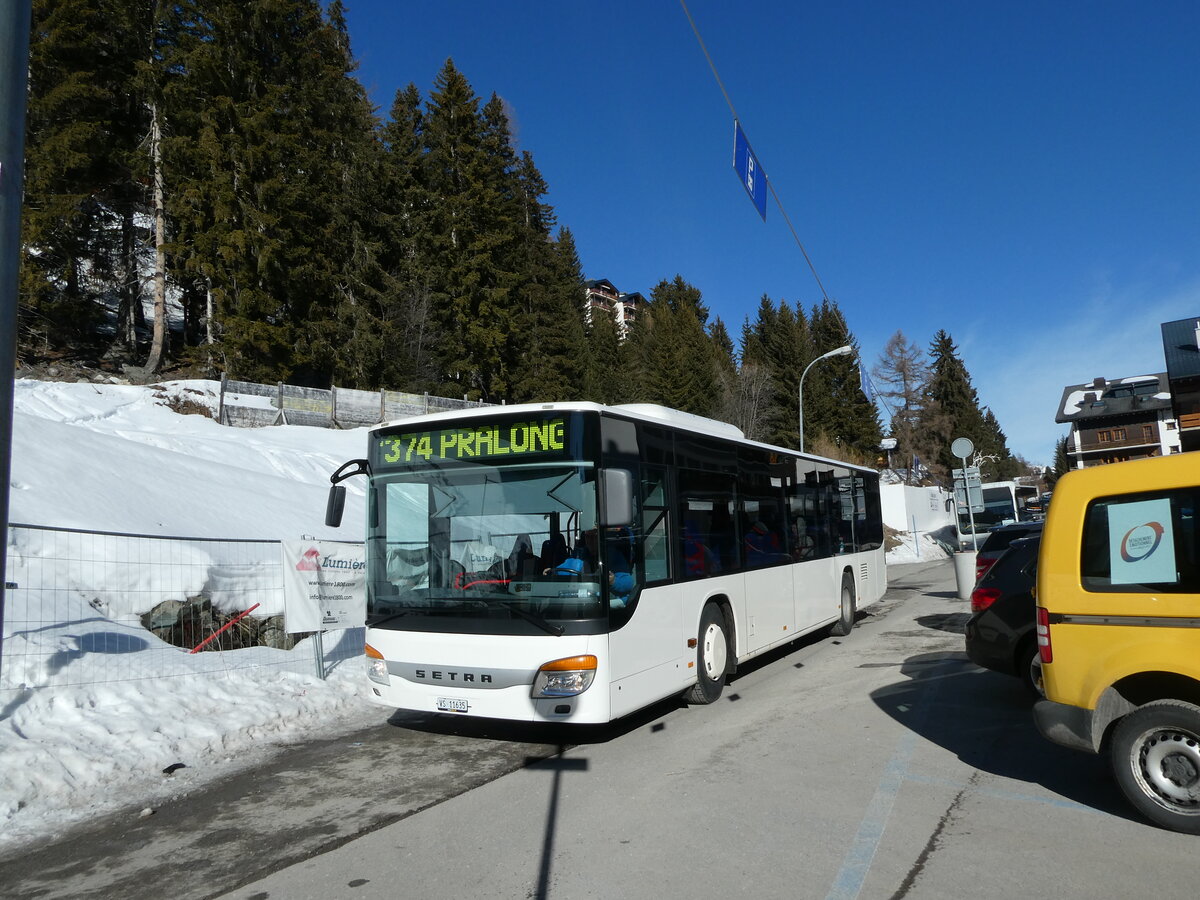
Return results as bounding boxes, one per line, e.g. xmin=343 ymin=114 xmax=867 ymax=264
xmin=954 ymin=480 xmax=1040 ymax=548
xmin=325 ymin=402 xmax=886 ymax=724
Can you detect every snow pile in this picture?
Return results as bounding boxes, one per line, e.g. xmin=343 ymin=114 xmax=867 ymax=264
xmin=2 ymin=379 xmax=377 ymax=851
xmin=885 ymin=532 xmax=952 ymax=564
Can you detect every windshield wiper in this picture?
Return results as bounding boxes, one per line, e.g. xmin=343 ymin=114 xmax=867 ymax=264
xmin=366 ymin=606 xmax=446 ymax=628
xmin=465 ymin=598 xmax=564 ymax=636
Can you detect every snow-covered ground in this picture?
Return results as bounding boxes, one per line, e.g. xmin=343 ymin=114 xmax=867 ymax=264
xmin=1 ymin=379 xmax=943 ymax=852
xmin=2 ymin=379 xmax=379 ymax=852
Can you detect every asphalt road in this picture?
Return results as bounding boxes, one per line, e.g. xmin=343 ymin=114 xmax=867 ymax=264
xmin=4 ymin=560 xmax=1196 ymax=899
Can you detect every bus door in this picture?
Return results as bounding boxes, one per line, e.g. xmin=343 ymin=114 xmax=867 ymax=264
xmin=741 ymin=476 xmax=793 ymax=653
xmin=607 ymin=467 xmax=685 ymax=714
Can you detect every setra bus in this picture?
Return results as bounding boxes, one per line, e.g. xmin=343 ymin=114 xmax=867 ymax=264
xmin=324 ymin=402 xmax=886 ymax=724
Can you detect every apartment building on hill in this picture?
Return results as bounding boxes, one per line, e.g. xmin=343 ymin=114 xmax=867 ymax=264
xmin=584 ymin=278 xmax=645 ymax=338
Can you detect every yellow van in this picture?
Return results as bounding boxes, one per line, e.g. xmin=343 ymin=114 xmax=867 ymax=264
xmin=1033 ymin=452 xmax=1200 ymax=833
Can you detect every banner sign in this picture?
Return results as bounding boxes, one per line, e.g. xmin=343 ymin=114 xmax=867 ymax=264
xmin=733 ymin=120 xmax=767 ymax=221
xmin=1108 ymin=498 xmax=1176 ymax=585
xmin=281 ymin=541 xmax=366 ymax=633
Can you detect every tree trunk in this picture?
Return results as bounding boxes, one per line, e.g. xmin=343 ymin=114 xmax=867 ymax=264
xmin=143 ymin=100 xmax=167 ymax=373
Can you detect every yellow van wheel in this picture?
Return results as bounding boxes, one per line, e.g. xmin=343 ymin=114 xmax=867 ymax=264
xmin=1111 ymin=700 xmax=1200 ymax=834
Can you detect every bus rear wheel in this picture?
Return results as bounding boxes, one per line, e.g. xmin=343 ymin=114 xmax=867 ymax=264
xmin=685 ymin=604 xmax=728 ymax=705
xmin=1111 ymin=700 xmax=1200 ymax=834
xmin=829 ymin=573 xmax=855 ymax=636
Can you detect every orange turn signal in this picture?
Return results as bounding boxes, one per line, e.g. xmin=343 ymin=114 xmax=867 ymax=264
xmin=539 ymin=655 xmax=597 ymax=672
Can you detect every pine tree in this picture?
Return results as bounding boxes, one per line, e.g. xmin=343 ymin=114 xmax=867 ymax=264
xmin=509 ymin=219 xmax=590 ymax=402
xmin=741 ymin=296 xmax=810 ymax=449
xmin=805 ymin=300 xmax=882 ymax=458
xmin=1046 ymin=434 xmax=1071 ymax=486
xmin=920 ymin=330 xmax=1011 ymax=480
xmin=423 ymin=61 xmax=519 ymax=400
xmin=165 ymin=0 xmax=376 ymax=383
xmin=21 ymin=0 xmax=154 ymax=355
xmin=378 ymin=82 xmax=438 ymax=391
xmin=631 ymin=277 xmax=721 ymax=416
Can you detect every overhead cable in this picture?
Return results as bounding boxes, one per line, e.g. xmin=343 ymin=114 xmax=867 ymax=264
xmin=678 ymin=0 xmax=831 ymax=304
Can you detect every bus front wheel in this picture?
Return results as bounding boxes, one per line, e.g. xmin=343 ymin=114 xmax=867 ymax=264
xmin=1111 ymin=700 xmax=1200 ymax=834
xmin=685 ymin=604 xmax=728 ymax=705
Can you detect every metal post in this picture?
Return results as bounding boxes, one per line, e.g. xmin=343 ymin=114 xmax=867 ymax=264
xmin=0 ymin=1 xmax=33 ymax=679
xmin=314 ymin=629 xmax=326 ymax=680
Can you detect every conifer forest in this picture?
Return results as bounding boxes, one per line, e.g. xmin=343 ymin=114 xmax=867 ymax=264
xmin=18 ymin=0 xmax=1023 ymax=479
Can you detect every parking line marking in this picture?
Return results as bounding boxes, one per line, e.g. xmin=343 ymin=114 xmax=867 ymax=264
xmin=825 ymin=730 xmax=916 ymax=900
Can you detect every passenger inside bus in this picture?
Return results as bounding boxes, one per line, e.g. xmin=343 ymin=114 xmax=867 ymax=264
xmin=506 ymin=533 xmax=536 ymax=578
xmin=791 ymin=517 xmax=816 ymax=560
xmin=546 ymin=526 xmax=635 ymax=606
xmin=683 ymin=520 xmax=721 ymax=576
xmin=744 ymin=519 xmax=785 ymax=566
xmin=539 ymin=530 xmax=568 ymax=572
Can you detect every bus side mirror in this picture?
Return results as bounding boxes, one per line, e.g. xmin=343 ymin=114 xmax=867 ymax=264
xmin=325 ymin=458 xmax=369 ymax=528
xmin=601 ymin=468 xmax=633 ymax=527
xmin=326 ymin=485 xmax=347 ymax=528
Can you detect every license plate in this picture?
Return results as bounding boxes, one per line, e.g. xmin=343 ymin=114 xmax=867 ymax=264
xmin=436 ymin=697 xmax=469 ymax=713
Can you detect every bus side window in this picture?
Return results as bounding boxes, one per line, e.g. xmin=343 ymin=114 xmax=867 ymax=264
xmin=677 ymin=470 xmax=736 ymax=579
xmin=791 ymin=465 xmax=822 ymax=560
xmin=641 ymin=468 xmax=670 ymax=583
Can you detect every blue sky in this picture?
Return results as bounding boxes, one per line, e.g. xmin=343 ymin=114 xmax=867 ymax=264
xmin=341 ymin=1 xmax=1200 ymax=465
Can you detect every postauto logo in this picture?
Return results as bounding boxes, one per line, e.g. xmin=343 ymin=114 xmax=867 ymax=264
xmin=1120 ymin=521 xmax=1166 ymax=563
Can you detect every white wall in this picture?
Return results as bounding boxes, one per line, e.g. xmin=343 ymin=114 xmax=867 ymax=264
xmin=881 ymin=484 xmax=955 ymax=534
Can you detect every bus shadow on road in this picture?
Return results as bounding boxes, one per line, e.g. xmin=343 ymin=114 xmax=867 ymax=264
xmin=385 ymin=691 xmax=687 ymax=748
xmin=869 ymin=651 xmax=1137 ymax=823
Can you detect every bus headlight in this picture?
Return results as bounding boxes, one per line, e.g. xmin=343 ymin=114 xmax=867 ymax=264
xmin=532 ymin=655 xmax=598 ymax=698
xmin=365 ymin=643 xmax=389 ymax=686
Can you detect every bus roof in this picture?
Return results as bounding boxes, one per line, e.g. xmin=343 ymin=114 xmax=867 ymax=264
xmin=374 ymin=401 xmax=878 ymax=476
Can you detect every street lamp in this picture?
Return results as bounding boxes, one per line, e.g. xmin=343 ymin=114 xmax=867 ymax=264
xmin=798 ymin=344 xmax=852 ymax=452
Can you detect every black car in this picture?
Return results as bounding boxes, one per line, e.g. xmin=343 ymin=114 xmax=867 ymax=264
xmin=972 ymin=520 xmax=1043 ymax=584
xmin=964 ymin=533 xmax=1042 ymax=697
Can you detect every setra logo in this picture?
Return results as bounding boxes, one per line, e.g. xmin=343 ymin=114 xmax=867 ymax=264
xmin=295 ymin=547 xmax=322 ymax=571
xmin=1120 ymin=521 xmax=1165 ymax=563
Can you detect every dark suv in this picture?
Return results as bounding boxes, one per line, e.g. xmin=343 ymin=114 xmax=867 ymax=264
xmin=973 ymin=520 xmax=1042 ymax=584
xmin=964 ymin=533 xmax=1042 ymax=697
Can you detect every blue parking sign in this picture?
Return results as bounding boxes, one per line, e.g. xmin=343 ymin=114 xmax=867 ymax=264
xmin=733 ymin=121 xmax=767 ymax=221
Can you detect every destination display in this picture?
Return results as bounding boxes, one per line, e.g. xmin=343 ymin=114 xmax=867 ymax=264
xmin=377 ymin=417 xmax=567 ymax=465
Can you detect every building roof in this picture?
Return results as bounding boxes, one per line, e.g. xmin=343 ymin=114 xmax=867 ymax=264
xmin=1054 ymin=373 xmax=1173 ymax=424
xmin=584 ymin=278 xmax=617 ymax=292
xmin=1161 ymin=317 xmax=1200 ymax=382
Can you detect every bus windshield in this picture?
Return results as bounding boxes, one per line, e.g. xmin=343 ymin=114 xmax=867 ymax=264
xmin=368 ymin=462 xmax=626 ymax=631
xmin=959 ymin=485 xmax=1021 ymax=534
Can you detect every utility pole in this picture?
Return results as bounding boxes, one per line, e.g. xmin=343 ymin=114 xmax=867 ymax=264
xmin=0 ymin=1 xmax=33 ymax=674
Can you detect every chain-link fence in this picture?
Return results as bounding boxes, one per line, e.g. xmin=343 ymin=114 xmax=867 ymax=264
xmin=2 ymin=524 xmax=365 ymax=702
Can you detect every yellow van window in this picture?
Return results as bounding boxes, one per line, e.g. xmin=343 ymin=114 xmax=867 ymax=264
xmin=1080 ymin=488 xmax=1200 ymax=593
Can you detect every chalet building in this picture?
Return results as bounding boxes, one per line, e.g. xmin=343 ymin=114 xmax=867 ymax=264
xmin=584 ymin=278 xmax=644 ymax=339
xmin=1161 ymin=317 xmax=1200 ymax=452
xmin=1054 ymin=373 xmax=1179 ymax=468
